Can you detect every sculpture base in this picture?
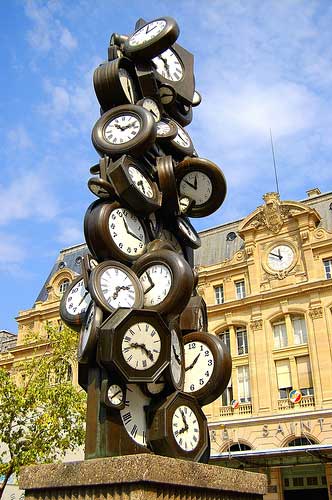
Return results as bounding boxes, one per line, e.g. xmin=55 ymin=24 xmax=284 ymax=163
xmin=19 ymin=454 xmax=267 ymax=500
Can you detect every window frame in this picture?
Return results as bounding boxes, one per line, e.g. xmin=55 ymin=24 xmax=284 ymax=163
xmin=323 ymin=258 xmax=332 ymax=279
xmin=235 ymin=280 xmax=246 ymax=299
xmin=214 ymin=284 xmax=224 ymax=305
xmin=236 ymin=326 xmax=248 ymax=355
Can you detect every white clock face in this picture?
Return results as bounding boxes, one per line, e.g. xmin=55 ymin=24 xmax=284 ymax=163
xmin=109 ymin=208 xmax=146 ymax=257
xmin=268 ymin=245 xmax=294 ymax=271
xmin=107 ymin=384 xmax=124 ymax=406
xmin=183 ymin=341 xmax=214 ymax=393
xmin=104 ymin=114 xmax=140 ymax=145
xmin=152 ymin=48 xmax=183 ymax=81
xmin=173 ymin=126 xmax=191 ymax=148
xmin=139 ymin=264 xmax=172 ymax=306
xmin=156 ymin=121 xmax=171 ymax=136
xmin=128 ymin=166 xmax=154 ymax=198
xmin=119 ymin=68 xmax=136 ymax=103
xmin=98 ymin=267 xmax=137 ymax=308
xmin=172 ymin=405 xmax=200 ymax=451
xmin=120 ymin=384 xmax=150 ymax=446
xmin=121 ymin=322 xmax=161 ymax=370
xmin=78 ymin=302 xmax=94 ymax=355
xmin=65 ymin=278 xmax=91 ymax=316
xmin=171 ymin=329 xmax=182 ymax=385
xmin=179 ymin=171 xmax=212 ymax=206
xmin=141 ymin=98 xmax=161 ymax=122
xmin=129 ymin=20 xmax=166 ymax=46
xmin=179 ymin=196 xmax=190 ymax=213
xmin=178 ymin=219 xmax=196 ymax=242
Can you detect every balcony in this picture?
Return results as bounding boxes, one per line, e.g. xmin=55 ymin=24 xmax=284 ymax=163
xmin=219 ymin=403 xmax=252 ymax=417
xmin=278 ymin=395 xmax=315 ymax=411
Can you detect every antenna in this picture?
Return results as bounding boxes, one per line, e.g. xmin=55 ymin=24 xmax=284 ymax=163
xmin=270 ymin=128 xmax=280 ymax=195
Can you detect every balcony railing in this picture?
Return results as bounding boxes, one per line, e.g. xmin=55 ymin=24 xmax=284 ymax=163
xmin=219 ymin=403 xmax=252 ymax=417
xmin=278 ymin=395 xmax=315 ymax=411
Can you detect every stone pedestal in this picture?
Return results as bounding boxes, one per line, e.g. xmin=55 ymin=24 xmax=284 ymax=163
xmin=19 ymin=454 xmax=267 ymax=500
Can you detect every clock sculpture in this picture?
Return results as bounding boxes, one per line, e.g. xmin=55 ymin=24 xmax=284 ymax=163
xmin=60 ymin=16 xmax=231 ymax=463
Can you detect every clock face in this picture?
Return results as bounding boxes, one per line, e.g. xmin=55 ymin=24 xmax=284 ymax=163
xmin=178 ymin=218 xmax=197 ymax=243
xmin=152 ymin=48 xmax=183 ymax=81
xmin=107 ymin=384 xmax=124 ymax=406
xmin=171 ymin=328 xmax=183 ymax=386
xmin=179 ymin=171 xmax=212 ymax=206
xmin=119 ymin=68 xmax=137 ymax=104
xmin=121 ymin=321 xmax=161 ymax=370
xmin=129 ymin=19 xmax=166 ymax=46
xmin=108 ymin=208 xmax=146 ymax=257
xmin=139 ymin=263 xmax=172 ymax=307
xmin=172 ymin=405 xmax=200 ymax=451
xmin=156 ymin=121 xmax=172 ymax=136
xmin=139 ymin=98 xmax=161 ymax=122
xmin=64 ymin=278 xmax=91 ymax=318
xmin=77 ymin=301 xmax=103 ymax=363
xmin=183 ymin=340 xmax=214 ymax=393
xmin=128 ymin=166 xmax=154 ymax=199
xmin=173 ymin=126 xmax=191 ymax=148
xmin=104 ymin=114 xmax=141 ymax=145
xmin=268 ymin=244 xmax=295 ymax=271
xmin=120 ymin=384 xmax=150 ymax=447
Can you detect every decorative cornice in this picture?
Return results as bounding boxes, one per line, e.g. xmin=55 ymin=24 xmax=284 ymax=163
xmin=309 ymin=307 xmax=323 ymax=319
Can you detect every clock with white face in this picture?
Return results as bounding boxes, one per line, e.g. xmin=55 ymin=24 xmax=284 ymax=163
xmin=107 ymin=384 xmax=125 ymax=407
xmin=170 ymin=327 xmax=184 ymax=389
xmin=120 ymin=384 xmax=150 ymax=447
xmin=139 ymin=263 xmax=172 ymax=307
xmin=179 ymin=171 xmax=212 ymax=206
xmin=128 ymin=165 xmax=154 ymax=198
xmin=60 ymin=276 xmax=91 ymax=331
xmin=267 ymin=244 xmax=295 ymax=271
xmin=105 ymin=114 xmax=140 ymax=144
xmin=77 ymin=302 xmax=103 ymax=363
xmin=184 ymin=340 xmax=214 ymax=394
xmin=118 ymin=68 xmax=137 ymax=104
xmin=109 ymin=207 xmax=147 ymax=259
xmin=121 ymin=321 xmax=161 ymax=371
xmin=137 ymin=97 xmax=161 ymax=122
xmin=172 ymin=404 xmax=200 ymax=451
xmin=152 ymin=48 xmax=183 ymax=82
xmin=129 ymin=20 xmax=166 ymax=46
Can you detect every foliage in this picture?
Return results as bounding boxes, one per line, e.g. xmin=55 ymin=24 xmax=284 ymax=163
xmin=0 ymin=325 xmax=86 ymax=498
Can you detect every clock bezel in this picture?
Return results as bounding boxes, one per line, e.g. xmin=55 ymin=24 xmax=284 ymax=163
xmin=263 ymin=241 xmax=297 ymax=275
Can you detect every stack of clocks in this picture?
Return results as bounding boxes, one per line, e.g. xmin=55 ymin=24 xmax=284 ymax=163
xmin=60 ymin=16 xmax=231 ymax=463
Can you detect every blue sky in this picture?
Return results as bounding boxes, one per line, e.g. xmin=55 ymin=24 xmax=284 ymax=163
xmin=1 ymin=0 xmax=332 ymax=333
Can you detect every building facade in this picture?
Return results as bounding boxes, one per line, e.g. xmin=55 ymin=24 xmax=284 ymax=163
xmin=2 ymin=188 xmax=332 ymax=500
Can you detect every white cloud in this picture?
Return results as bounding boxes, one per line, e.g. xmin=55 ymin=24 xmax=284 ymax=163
xmin=0 ymin=173 xmax=59 ymax=225
xmin=56 ymin=217 xmax=83 ymax=246
xmin=24 ymin=0 xmax=77 ymax=54
xmin=7 ymin=125 xmax=33 ymax=150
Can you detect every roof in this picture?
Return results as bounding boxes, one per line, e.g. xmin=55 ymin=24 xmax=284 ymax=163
xmin=33 ymin=189 xmax=332 ymax=304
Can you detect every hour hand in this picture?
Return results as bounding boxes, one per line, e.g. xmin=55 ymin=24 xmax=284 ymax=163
xmin=184 ymin=179 xmax=197 ymax=190
xmin=185 ymin=352 xmax=201 ymax=372
xmin=123 ymin=218 xmax=142 ymax=241
xmin=144 ymin=271 xmax=155 ymax=294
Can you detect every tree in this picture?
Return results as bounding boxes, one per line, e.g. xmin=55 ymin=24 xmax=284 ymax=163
xmin=0 ymin=325 xmax=86 ymax=499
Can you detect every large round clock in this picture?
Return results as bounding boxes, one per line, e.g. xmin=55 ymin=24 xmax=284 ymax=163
xmin=183 ymin=332 xmax=232 ymax=406
xmin=267 ymin=244 xmax=295 ymax=271
xmin=92 ymin=104 xmax=156 ymax=158
xmin=120 ymin=384 xmax=150 ymax=447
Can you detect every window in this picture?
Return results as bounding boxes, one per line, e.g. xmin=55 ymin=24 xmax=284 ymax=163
xmin=237 ymin=365 xmax=251 ymax=403
xmin=214 ymin=285 xmax=224 ymax=304
xmin=59 ymin=279 xmax=70 ymax=295
xmin=236 ymin=326 xmax=248 ymax=355
xmin=323 ymin=258 xmax=332 ymax=279
xmin=219 ymin=329 xmax=231 ymax=354
xmin=276 ymin=359 xmax=292 ymax=399
xmin=292 ymin=316 xmax=307 ymax=344
xmin=273 ymin=320 xmax=287 ymax=348
xmin=296 ymin=356 xmax=313 ymax=395
xmin=226 ymin=231 xmax=237 ymax=241
xmin=235 ymin=280 xmax=246 ymax=299
xmin=221 ymin=379 xmax=233 ymax=406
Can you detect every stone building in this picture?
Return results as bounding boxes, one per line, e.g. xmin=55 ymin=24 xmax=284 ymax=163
xmin=2 ymin=187 xmax=332 ymax=500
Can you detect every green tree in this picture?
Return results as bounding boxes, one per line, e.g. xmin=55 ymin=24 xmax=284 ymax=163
xmin=0 ymin=325 xmax=86 ymax=499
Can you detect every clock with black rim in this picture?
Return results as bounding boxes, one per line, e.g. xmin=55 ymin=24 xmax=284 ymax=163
xmin=175 ymin=157 xmax=227 ymax=217
xmin=92 ymin=104 xmax=156 ymax=158
xmin=93 ymin=57 xmax=140 ymax=111
xmin=108 ymin=155 xmax=162 ymax=215
xmin=183 ymin=332 xmax=232 ymax=406
xmin=124 ymin=17 xmax=179 ymax=60
xmin=84 ymin=199 xmax=148 ymax=264
xmin=136 ymin=97 xmax=162 ymax=122
xmin=77 ymin=301 xmax=103 ymax=363
xmin=162 ymin=121 xmax=194 ymax=158
xmin=101 ymin=374 xmax=126 ymax=410
xmin=164 ymin=98 xmax=193 ymax=127
xmin=97 ymin=308 xmax=171 ymax=383
xmin=166 ymin=325 xmax=185 ymax=391
xmin=88 ymin=260 xmax=144 ymax=314
xmin=60 ymin=276 xmax=91 ymax=331
xmin=132 ymin=248 xmax=194 ymax=317
xmin=155 ymin=118 xmax=178 ymax=141
xmin=147 ymin=391 xmax=209 ymax=461
xmin=180 ymin=295 xmax=208 ymax=334
xmin=172 ymin=215 xmax=201 ymax=249
xmin=88 ymin=176 xmax=116 ymax=199
xmin=120 ymin=384 xmax=150 ymax=447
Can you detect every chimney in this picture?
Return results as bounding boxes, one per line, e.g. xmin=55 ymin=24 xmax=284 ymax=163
xmin=306 ymin=188 xmax=321 ymax=198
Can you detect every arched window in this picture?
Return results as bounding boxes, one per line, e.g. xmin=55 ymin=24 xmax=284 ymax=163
xmin=59 ymin=279 xmax=70 ymax=295
xmin=229 ymin=443 xmax=252 ymax=451
xmin=288 ymin=436 xmax=317 ymax=446
xmin=272 ymin=314 xmax=307 ymax=348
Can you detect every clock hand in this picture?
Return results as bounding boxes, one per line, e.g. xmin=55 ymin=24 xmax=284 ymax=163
xmin=185 ymin=352 xmax=201 ymax=372
xmin=122 ymin=218 xmax=142 ymax=241
xmin=193 ymin=175 xmax=198 ymax=189
xmin=130 ymin=342 xmax=154 ymax=362
xmin=146 ymin=24 xmax=157 ymax=34
xmin=112 ymin=285 xmax=131 ymax=300
xmin=111 ymin=389 xmax=122 ymax=399
xmin=159 ymin=55 xmax=171 ymax=78
xmin=183 ymin=179 xmax=197 ymax=190
xmin=126 ymin=81 xmax=134 ymax=103
xmin=278 ymin=248 xmax=283 ymax=260
xmin=137 ymin=179 xmax=146 ymax=194
xmin=180 ymin=408 xmax=189 ymax=430
xmin=172 ymin=345 xmax=181 ymax=365
xmin=77 ymin=291 xmax=89 ymax=307
xmin=270 ymin=252 xmax=282 ymax=259
xmin=144 ymin=271 xmax=155 ymax=294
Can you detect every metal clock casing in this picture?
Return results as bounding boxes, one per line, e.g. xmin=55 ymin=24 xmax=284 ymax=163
xmin=59 ymin=275 xmax=91 ymax=331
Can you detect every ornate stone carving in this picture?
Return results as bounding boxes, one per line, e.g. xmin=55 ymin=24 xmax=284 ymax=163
xmin=250 ymin=319 xmax=263 ymax=331
xmin=250 ymin=192 xmax=290 ymax=234
xmin=309 ymin=307 xmax=323 ymax=319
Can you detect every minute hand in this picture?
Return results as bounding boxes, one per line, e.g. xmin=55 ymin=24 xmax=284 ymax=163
xmin=185 ymin=352 xmax=201 ymax=372
xmin=123 ymin=218 xmax=142 ymax=241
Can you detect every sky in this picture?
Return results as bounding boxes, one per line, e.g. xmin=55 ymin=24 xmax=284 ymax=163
xmin=1 ymin=0 xmax=332 ymax=333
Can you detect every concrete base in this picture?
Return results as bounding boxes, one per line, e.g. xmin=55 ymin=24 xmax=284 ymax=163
xmin=19 ymin=454 xmax=267 ymax=500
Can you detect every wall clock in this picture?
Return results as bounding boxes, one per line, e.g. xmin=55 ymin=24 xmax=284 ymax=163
xmin=266 ymin=243 xmax=295 ymax=272
xmin=60 ymin=275 xmax=91 ymax=331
